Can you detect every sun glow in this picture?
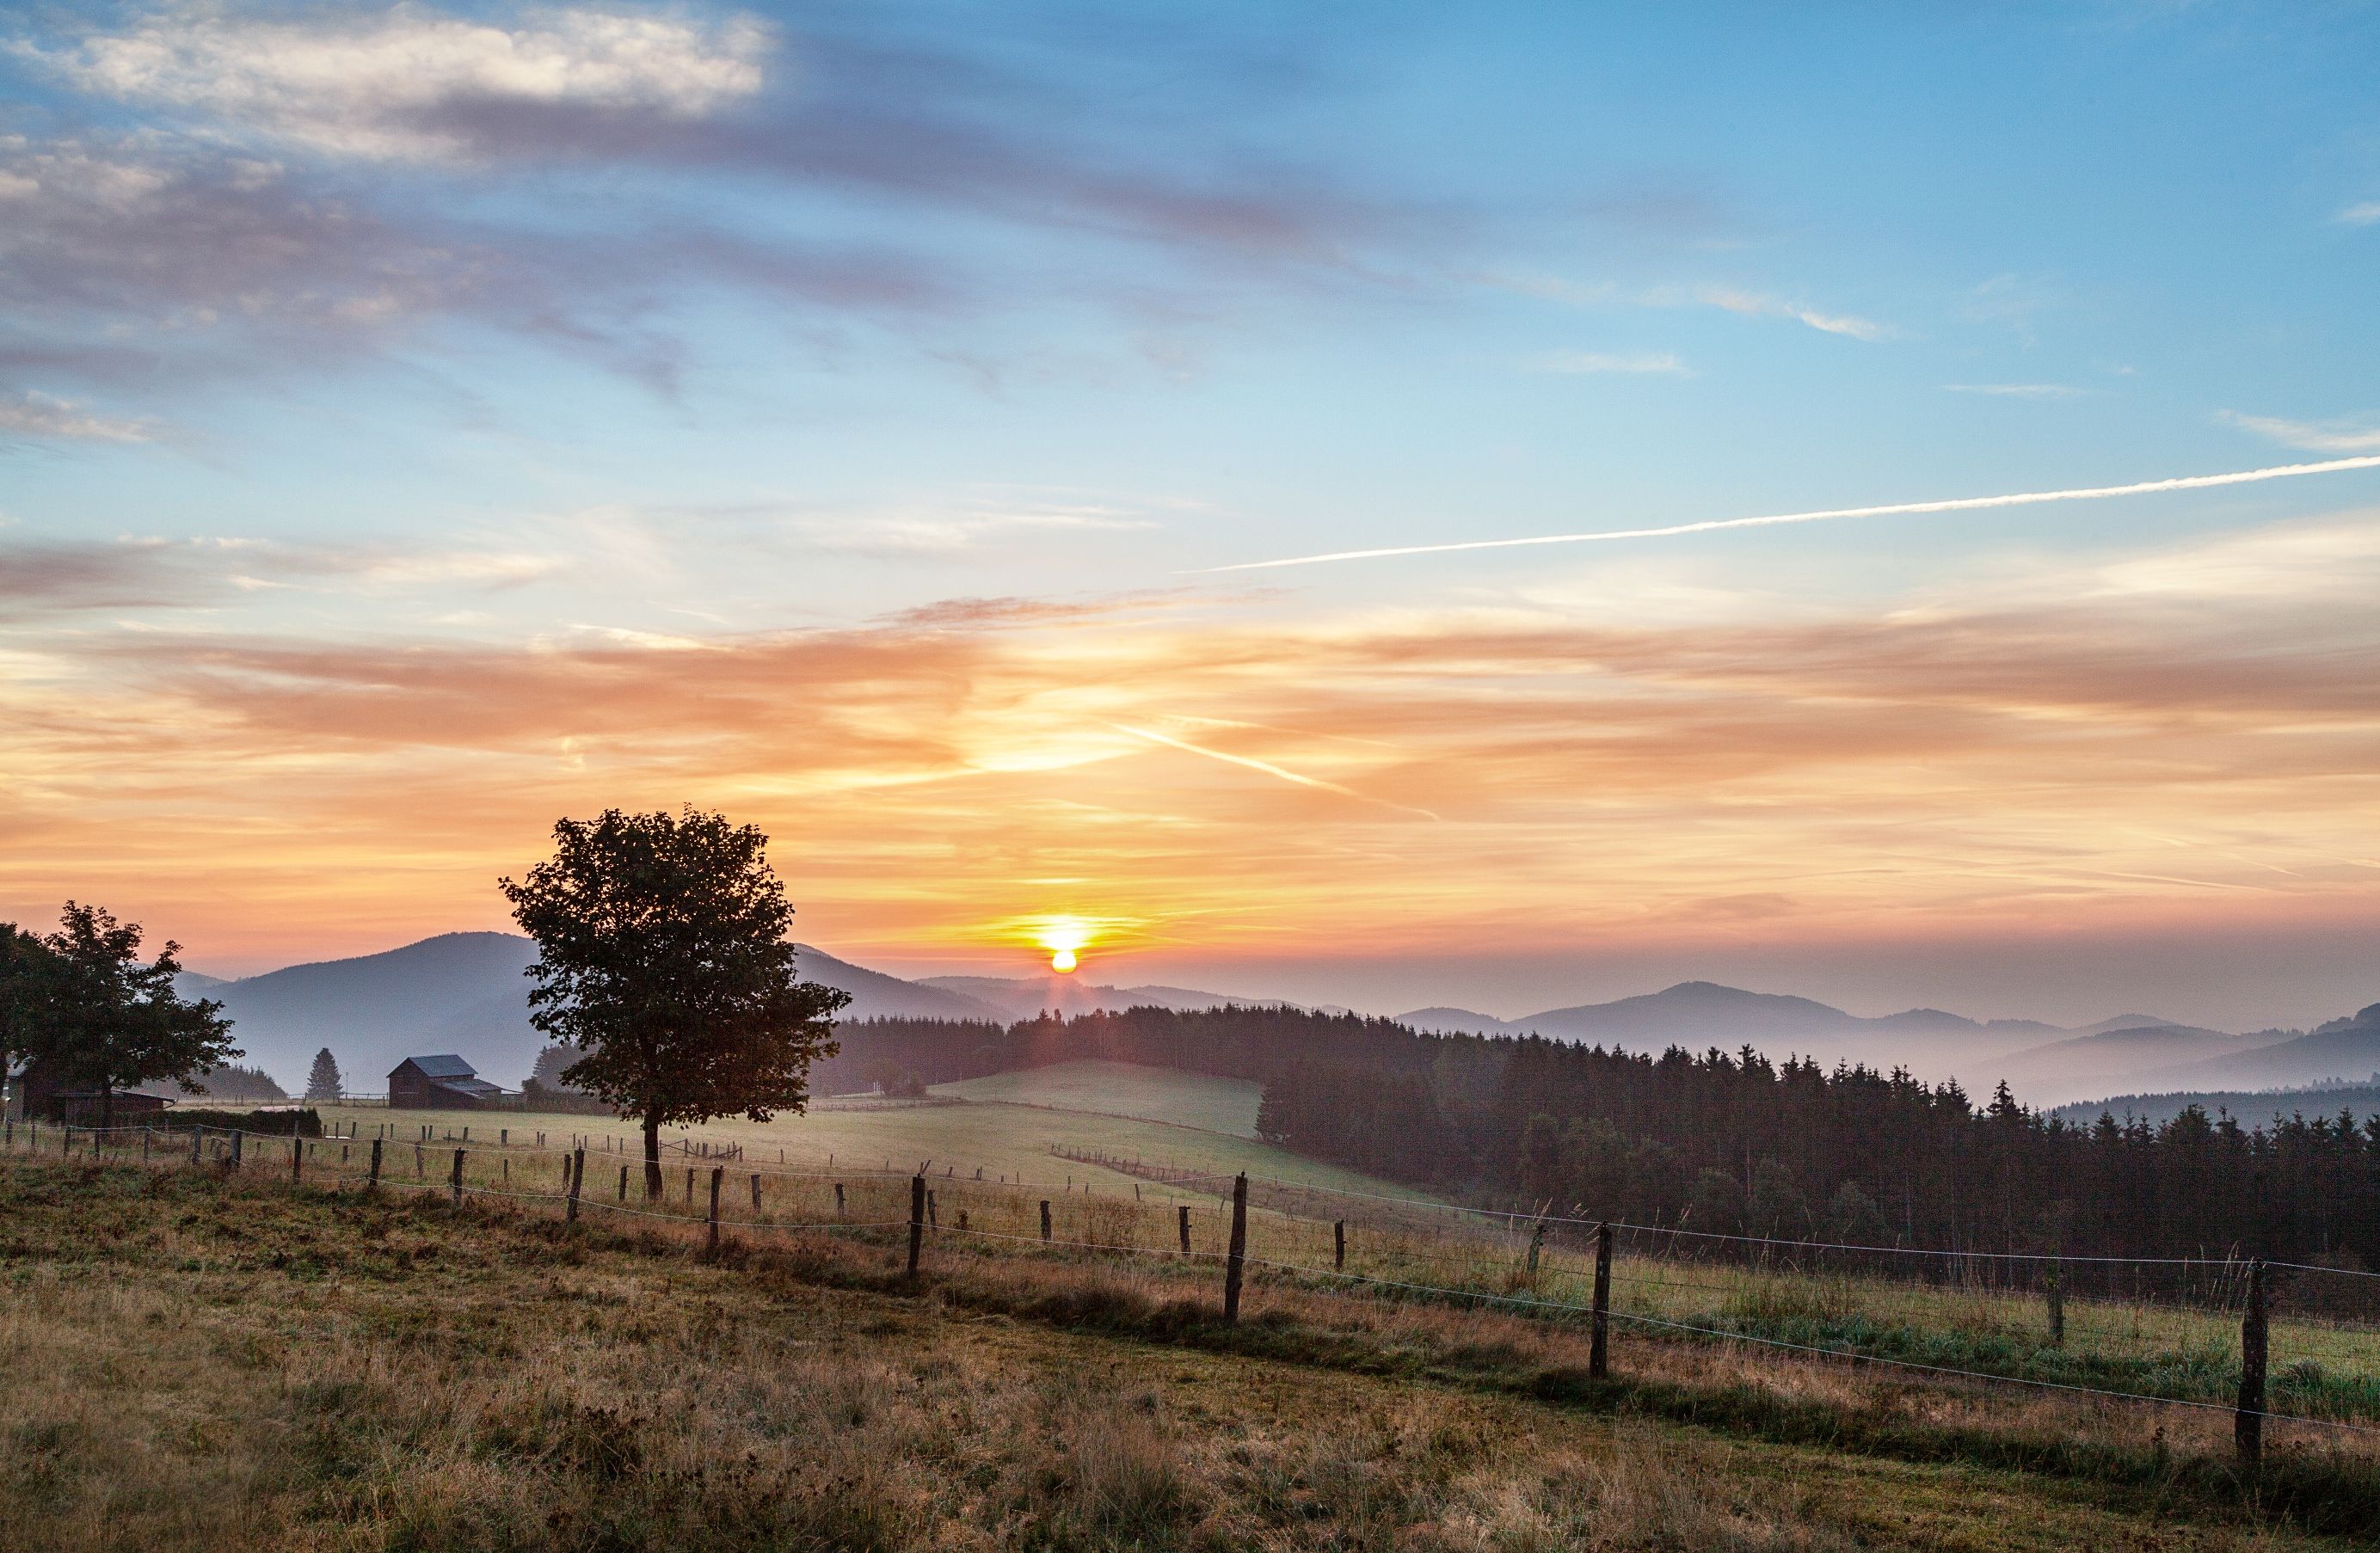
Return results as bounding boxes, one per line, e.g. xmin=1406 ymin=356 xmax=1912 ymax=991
xmin=1035 ymin=917 xmax=1092 ymax=975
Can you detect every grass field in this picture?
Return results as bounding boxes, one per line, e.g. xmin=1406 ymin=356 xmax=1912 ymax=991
xmin=313 ymin=1091 xmax=1433 ymax=1206
xmin=6 ymin=1157 xmax=2369 ymax=1551
xmin=928 ymin=1060 xmax=1264 ymax=1139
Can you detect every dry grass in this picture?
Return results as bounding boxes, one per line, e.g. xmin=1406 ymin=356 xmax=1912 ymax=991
xmin=2 ymin=1159 xmax=2359 ymax=1551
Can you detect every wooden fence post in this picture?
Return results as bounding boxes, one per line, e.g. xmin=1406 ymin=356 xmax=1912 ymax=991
xmin=1527 ymin=1217 xmax=1547 ymax=1280
xmin=1178 ymin=1205 xmax=1191 ymax=1256
xmin=368 ymin=1138 xmax=383 ymax=1189
xmin=834 ymin=1182 xmax=845 ymax=1218
xmin=566 ymin=1147 xmax=584 ymax=1225
xmin=292 ymin=1134 xmax=304 ymax=1185
xmin=927 ymin=1189 xmax=937 ymax=1228
xmin=750 ymin=1173 xmax=760 ymax=1213
xmin=500 ymin=1128 xmax=507 ymax=1146
xmin=230 ymin=1130 xmax=243 ymax=1169
xmin=414 ymin=1143 xmax=423 ymax=1179
xmin=685 ymin=1166 xmax=695 ymax=1204
xmin=2236 ymin=1258 xmax=2268 ymax=1473
xmin=142 ymin=1130 xmax=151 ymax=1165
xmin=2046 ymin=1258 xmax=2065 ymax=1347
xmin=1222 ymin=1174 xmax=1249 ymax=1323
xmin=1039 ymin=1200 xmax=1052 ymax=1242
xmin=907 ymin=1175 xmax=926 ymax=1277
xmin=618 ymin=1164 xmax=627 ymax=1201
xmin=708 ymin=1167 xmax=723 ymax=1255
xmin=451 ymin=1148 xmax=465 ymax=1207
xmin=1589 ymin=1222 xmax=1614 ymax=1378
xmin=1335 ymin=1219 xmax=1346 ymax=1271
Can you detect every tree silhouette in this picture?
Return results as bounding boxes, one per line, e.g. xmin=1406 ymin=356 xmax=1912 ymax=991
xmin=9 ymin=903 xmax=237 ymax=1127
xmin=305 ymin=1047 xmax=344 ymax=1102
xmin=501 ymin=807 xmax=847 ymax=1200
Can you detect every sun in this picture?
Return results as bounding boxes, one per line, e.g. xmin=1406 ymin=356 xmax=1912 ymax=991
xmin=1035 ymin=917 xmax=1092 ymax=975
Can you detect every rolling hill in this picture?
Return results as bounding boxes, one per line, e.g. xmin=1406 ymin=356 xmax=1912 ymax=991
xmin=917 ymin=973 xmax=1316 ymax=1021
xmin=193 ymin=933 xmax=1006 ymax=1091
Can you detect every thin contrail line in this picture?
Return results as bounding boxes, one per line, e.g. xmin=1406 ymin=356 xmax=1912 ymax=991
xmin=1202 ymin=455 xmax=2380 ymax=572
xmin=1105 ymin=721 xmax=1439 ymax=819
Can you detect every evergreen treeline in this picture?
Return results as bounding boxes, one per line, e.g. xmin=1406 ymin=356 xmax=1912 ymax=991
xmin=812 ymin=1006 xmax=1431 ymax=1095
xmin=817 ymin=1004 xmax=2380 ymax=1262
xmin=1257 ymin=1038 xmax=2380 ymax=1265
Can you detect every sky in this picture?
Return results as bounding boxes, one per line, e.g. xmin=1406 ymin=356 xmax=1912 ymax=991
xmin=3 ymin=2 xmax=2378 ymax=1029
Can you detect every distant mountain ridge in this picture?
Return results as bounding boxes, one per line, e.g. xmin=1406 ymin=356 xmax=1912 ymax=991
xmin=1395 ymin=981 xmax=2064 ymax=1072
xmin=185 ymin=933 xmax=1006 ymax=1091
xmin=175 ymin=932 xmax=2372 ymax=1114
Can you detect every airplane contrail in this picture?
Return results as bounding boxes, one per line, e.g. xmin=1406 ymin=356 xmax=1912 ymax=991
xmin=1202 ymin=455 xmax=2380 ymax=573
xmin=1105 ymin=721 xmax=1440 ymax=819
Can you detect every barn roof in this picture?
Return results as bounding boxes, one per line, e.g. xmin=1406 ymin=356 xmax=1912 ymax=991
xmin=397 ymin=1054 xmax=477 ymax=1079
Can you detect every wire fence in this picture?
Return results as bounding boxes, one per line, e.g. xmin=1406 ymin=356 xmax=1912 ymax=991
xmin=10 ymin=1114 xmax=2380 ymax=1461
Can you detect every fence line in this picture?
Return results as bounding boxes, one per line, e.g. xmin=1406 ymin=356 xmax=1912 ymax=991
xmin=12 ymin=1118 xmax=2378 ymax=1465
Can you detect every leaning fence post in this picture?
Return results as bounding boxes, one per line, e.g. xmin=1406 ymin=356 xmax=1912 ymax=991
xmin=907 ymin=1175 xmax=926 ymax=1278
xmin=1178 ymin=1204 xmax=1191 ymax=1256
xmin=1040 ymin=1200 xmax=1052 ymax=1242
xmin=708 ymin=1166 xmax=723 ymax=1255
xmin=368 ymin=1138 xmax=383 ymax=1189
xmin=1590 ymin=1221 xmax=1614 ymax=1378
xmin=1335 ymin=1219 xmax=1346 ymax=1271
xmin=2236 ymin=1258 xmax=2268 ymax=1472
xmin=1527 ymin=1216 xmax=1547 ymax=1280
xmin=1223 ymin=1174 xmax=1249 ymax=1323
xmin=451 ymin=1148 xmax=465 ymax=1207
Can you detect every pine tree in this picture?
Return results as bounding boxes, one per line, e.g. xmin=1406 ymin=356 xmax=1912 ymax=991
xmin=304 ymin=1047 xmax=343 ymax=1102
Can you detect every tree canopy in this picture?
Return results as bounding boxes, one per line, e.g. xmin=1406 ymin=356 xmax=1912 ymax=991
xmin=2 ymin=902 xmax=237 ymax=1126
xmin=501 ymin=807 xmax=847 ymax=1196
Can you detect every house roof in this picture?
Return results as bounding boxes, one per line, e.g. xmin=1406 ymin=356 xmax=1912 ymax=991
xmin=397 ymin=1054 xmax=477 ymax=1079
xmin=432 ymin=1077 xmax=502 ymax=1097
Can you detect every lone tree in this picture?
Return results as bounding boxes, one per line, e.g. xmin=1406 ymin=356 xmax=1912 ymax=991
xmin=5 ymin=903 xmax=237 ymax=1127
xmin=501 ymin=807 xmax=847 ymax=1199
xmin=304 ymin=1047 xmax=344 ymax=1102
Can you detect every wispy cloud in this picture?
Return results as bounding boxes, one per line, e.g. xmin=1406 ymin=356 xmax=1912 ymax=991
xmin=28 ymin=6 xmax=772 ymax=162
xmin=1944 ymin=383 xmax=2082 ymax=399
xmin=2222 ymin=410 xmax=2380 ymax=454
xmin=2337 ymin=200 xmax=2380 ymax=227
xmin=1105 ymin=721 xmax=1438 ymax=819
xmin=1693 ymin=285 xmax=1891 ymax=341
xmin=0 ymin=390 xmax=152 ymax=443
xmin=1526 ymin=350 xmax=1688 ymax=376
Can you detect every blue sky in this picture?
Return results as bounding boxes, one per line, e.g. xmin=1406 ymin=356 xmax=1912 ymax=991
xmin=3 ymin=3 xmax=2378 ymax=1027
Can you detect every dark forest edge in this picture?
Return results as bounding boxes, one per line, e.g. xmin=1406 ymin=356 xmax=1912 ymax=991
xmin=822 ymin=1003 xmax=2380 ymax=1265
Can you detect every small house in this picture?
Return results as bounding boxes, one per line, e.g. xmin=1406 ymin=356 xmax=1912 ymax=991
xmin=388 ymin=1055 xmax=506 ymax=1110
xmin=12 ymin=1057 xmax=176 ymax=1125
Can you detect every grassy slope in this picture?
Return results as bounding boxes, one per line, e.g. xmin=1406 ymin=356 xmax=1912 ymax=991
xmin=0 ymin=1159 xmax=2342 ymax=1553
xmin=316 ymin=1094 xmax=1432 ymax=1204
xmin=928 ymin=1060 xmax=1264 ymax=1138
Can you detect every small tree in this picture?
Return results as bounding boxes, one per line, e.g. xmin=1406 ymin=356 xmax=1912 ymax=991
xmin=14 ymin=902 xmax=237 ymax=1127
xmin=528 ymin=1043 xmax=587 ymax=1095
xmin=501 ymin=807 xmax=848 ymax=1199
xmin=305 ymin=1047 xmax=344 ymax=1102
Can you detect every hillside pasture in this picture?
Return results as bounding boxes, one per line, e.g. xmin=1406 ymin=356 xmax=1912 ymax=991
xmin=928 ymin=1059 xmax=1264 ymax=1137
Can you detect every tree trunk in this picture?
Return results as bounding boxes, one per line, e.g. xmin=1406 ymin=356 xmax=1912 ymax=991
xmin=643 ymin=1111 xmax=663 ymax=1200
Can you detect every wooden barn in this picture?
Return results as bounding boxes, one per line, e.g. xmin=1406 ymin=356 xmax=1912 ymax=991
xmin=12 ymin=1057 xmax=177 ymax=1126
xmin=388 ymin=1054 xmax=507 ymax=1110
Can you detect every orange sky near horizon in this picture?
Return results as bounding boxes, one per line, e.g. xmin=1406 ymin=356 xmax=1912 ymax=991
xmin=8 ymin=510 xmax=2377 ymax=1025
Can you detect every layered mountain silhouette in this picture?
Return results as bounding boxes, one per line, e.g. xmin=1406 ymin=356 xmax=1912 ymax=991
xmin=175 ymin=933 xmax=2373 ymax=1112
xmin=181 ymin=933 xmax=1006 ymax=1093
